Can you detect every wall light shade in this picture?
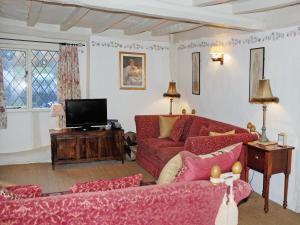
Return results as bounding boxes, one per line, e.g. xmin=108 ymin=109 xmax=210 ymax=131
xmin=210 ymin=45 xmax=224 ymax=65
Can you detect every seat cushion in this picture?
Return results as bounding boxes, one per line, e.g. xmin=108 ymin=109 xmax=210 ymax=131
xmin=139 ymin=138 xmax=184 ymax=155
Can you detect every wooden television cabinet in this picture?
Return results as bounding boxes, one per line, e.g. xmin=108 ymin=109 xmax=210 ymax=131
xmin=50 ymin=128 xmax=124 ymax=169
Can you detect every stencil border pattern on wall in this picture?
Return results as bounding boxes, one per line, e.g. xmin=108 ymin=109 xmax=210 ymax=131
xmin=91 ymin=41 xmax=169 ymax=51
xmin=177 ymin=26 xmax=300 ymax=50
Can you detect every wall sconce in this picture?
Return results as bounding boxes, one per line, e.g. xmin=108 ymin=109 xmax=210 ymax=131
xmin=210 ymin=45 xmax=224 ymax=65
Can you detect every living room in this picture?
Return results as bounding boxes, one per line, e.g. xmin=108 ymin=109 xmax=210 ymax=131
xmin=0 ymin=0 xmax=300 ymax=224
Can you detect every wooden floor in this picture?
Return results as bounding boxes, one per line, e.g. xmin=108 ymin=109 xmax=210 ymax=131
xmin=0 ymin=161 xmax=299 ymax=225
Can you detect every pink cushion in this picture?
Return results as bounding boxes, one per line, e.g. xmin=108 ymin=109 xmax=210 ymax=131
xmin=176 ymin=143 xmax=242 ymax=182
xmin=0 ymin=188 xmax=21 ymax=201
xmin=198 ymin=126 xmax=210 ymax=136
xmin=6 ymin=185 xmax=42 ymax=199
xmin=169 ymin=117 xmax=186 ymax=142
xmin=69 ymin=174 xmax=143 ymax=193
xmin=180 ymin=116 xmax=194 ymax=141
xmin=187 ymin=117 xmax=209 ymax=138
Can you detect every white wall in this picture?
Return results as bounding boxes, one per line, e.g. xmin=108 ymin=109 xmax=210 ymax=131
xmin=89 ymin=36 xmax=172 ymax=131
xmin=175 ymin=26 xmax=300 ymax=211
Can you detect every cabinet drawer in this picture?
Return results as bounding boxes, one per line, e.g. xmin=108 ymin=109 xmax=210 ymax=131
xmin=248 ymin=148 xmax=265 ymax=172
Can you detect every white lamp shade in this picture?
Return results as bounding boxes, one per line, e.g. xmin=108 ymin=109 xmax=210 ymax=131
xmin=50 ymin=103 xmax=64 ymax=117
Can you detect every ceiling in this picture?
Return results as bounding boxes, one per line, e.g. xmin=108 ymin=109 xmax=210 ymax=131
xmin=0 ymin=0 xmax=300 ymax=38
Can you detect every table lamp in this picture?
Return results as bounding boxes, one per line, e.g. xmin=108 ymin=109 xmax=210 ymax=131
xmin=163 ymin=81 xmax=181 ymax=115
xmin=250 ymin=79 xmax=279 ymax=143
xmin=50 ymin=103 xmax=64 ymax=130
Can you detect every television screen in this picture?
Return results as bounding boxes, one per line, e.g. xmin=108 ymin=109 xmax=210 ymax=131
xmin=65 ymin=99 xmax=107 ymax=128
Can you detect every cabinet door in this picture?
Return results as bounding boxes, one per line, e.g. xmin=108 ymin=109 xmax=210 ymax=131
xmin=56 ymin=136 xmax=77 ymax=160
xmin=78 ymin=136 xmax=98 ymax=159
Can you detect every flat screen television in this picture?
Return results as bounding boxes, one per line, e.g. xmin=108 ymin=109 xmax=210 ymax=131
xmin=65 ymin=99 xmax=107 ymax=130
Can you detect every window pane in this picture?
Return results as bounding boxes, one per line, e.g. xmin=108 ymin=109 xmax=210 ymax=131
xmin=31 ymin=50 xmax=59 ymax=108
xmin=1 ymin=49 xmax=27 ymax=108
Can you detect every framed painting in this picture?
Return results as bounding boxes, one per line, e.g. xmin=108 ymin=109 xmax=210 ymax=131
xmin=192 ymin=52 xmax=200 ymax=95
xmin=119 ymin=52 xmax=146 ymax=90
xmin=249 ymin=47 xmax=265 ymax=101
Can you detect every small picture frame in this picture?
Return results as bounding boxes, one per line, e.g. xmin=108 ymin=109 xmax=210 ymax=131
xmin=192 ymin=52 xmax=200 ymax=95
xmin=278 ymin=132 xmax=287 ymax=147
xmin=249 ymin=47 xmax=265 ymax=101
xmin=119 ymin=52 xmax=146 ymax=90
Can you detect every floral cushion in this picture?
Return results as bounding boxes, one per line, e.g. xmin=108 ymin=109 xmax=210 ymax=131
xmin=69 ymin=174 xmax=143 ymax=193
xmin=0 ymin=187 xmax=21 ymax=201
xmin=169 ymin=117 xmax=187 ymax=142
xmin=176 ymin=143 xmax=242 ymax=182
xmin=6 ymin=185 xmax=42 ymax=198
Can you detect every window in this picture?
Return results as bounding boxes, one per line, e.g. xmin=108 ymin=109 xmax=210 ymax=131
xmin=1 ymin=47 xmax=59 ymax=109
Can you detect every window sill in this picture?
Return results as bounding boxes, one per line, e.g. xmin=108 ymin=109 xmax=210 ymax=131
xmin=7 ymin=108 xmax=51 ymax=113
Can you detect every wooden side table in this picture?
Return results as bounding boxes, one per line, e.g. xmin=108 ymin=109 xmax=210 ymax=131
xmin=245 ymin=141 xmax=294 ymax=213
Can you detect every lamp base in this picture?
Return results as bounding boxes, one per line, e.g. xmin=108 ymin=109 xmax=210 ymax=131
xmin=255 ymin=140 xmax=277 ymax=146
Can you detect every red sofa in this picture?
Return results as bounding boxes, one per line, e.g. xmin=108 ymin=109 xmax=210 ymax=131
xmin=0 ymin=180 xmax=251 ymax=225
xmin=135 ymin=115 xmax=258 ymax=179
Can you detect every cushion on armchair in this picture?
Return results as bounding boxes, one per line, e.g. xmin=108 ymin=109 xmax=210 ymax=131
xmin=176 ymin=143 xmax=242 ymax=182
xmin=0 ymin=187 xmax=21 ymax=201
xmin=69 ymin=174 xmax=143 ymax=193
xmin=158 ymin=116 xmax=180 ymax=138
xmin=169 ymin=117 xmax=187 ymax=142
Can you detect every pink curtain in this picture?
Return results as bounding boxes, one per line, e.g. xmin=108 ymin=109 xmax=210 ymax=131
xmin=57 ymin=45 xmax=81 ymax=127
xmin=0 ymin=57 xmax=7 ymax=129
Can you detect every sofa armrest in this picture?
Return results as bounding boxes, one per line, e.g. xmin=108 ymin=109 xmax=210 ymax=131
xmin=184 ymin=133 xmax=258 ymax=155
xmin=135 ymin=115 xmax=160 ymax=143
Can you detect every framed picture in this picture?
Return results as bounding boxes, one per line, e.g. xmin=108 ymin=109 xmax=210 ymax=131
xmin=249 ymin=47 xmax=265 ymax=101
xmin=192 ymin=52 xmax=200 ymax=95
xmin=119 ymin=52 xmax=146 ymax=90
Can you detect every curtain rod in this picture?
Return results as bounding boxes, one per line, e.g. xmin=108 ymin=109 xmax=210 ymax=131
xmin=0 ymin=37 xmax=85 ymax=47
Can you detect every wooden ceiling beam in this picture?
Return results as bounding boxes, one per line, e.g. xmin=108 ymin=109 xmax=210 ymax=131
xmin=124 ymin=19 xmax=165 ymax=35
xmin=92 ymin=13 xmax=129 ymax=33
xmin=38 ymin=0 xmax=265 ymax=30
xmin=27 ymin=1 xmax=43 ymax=26
xmin=151 ymin=21 xmax=202 ymax=36
xmin=233 ymin=0 xmax=300 ymax=14
xmin=60 ymin=7 xmax=89 ymax=31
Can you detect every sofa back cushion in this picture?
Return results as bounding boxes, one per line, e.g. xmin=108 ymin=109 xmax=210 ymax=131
xmin=69 ymin=174 xmax=143 ymax=193
xmin=159 ymin=116 xmax=180 ymax=138
xmin=176 ymin=143 xmax=242 ymax=182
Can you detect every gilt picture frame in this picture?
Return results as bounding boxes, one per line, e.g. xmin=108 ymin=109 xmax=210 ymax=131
xmin=119 ymin=52 xmax=146 ymax=90
xmin=192 ymin=52 xmax=200 ymax=95
xmin=249 ymin=47 xmax=265 ymax=101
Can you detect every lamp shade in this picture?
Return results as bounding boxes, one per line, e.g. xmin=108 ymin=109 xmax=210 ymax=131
xmin=250 ymin=79 xmax=279 ymax=104
xmin=50 ymin=103 xmax=64 ymax=117
xmin=163 ymin=81 xmax=181 ymax=98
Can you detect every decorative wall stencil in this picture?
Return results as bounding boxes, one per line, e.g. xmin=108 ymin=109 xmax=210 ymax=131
xmin=192 ymin=52 xmax=200 ymax=95
xmin=249 ymin=47 xmax=265 ymax=102
xmin=119 ymin=52 xmax=146 ymax=90
xmin=91 ymin=41 xmax=168 ymax=51
xmin=177 ymin=26 xmax=300 ymax=50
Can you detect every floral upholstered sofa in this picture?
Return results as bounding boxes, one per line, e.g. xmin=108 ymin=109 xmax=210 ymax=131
xmin=135 ymin=115 xmax=258 ymax=179
xmin=0 ymin=179 xmax=251 ymax=225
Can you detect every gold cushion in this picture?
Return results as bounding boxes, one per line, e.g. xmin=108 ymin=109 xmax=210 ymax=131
xmin=157 ymin=153 xmax=182 ymax=184
xmin=209 ymin=130 xmax=235 ymax=136
xmin=158 ymin=116 xmax=180 ymax=138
